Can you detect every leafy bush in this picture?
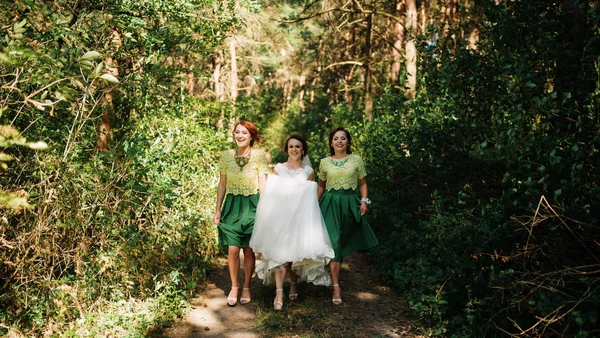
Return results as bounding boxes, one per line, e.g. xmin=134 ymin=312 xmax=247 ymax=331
xmin=362 ymin=1 xmax=600 ymax=336
xmin=0 ymin=0 xmax=245 ymax=335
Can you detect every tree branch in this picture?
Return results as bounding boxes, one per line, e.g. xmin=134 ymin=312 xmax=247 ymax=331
xmin=278 ymin=7 xmax=405 ymax=28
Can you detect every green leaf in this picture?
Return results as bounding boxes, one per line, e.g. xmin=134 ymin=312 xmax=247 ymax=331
xmin=79 ymin=60 xmax=93 ymax=70
xmin=81 ymin=51 xmax=102 ymax=61
xmin=0 ymin=153 xmax=13 ymax=161
xmin=14 ymin=18 xmax=27 ymax=30
xmin=94 ymin=62 xmax=105 ymax=75
xmin=27 ymin=141 xmax=48 ymax=150
xmin=54 ymin=91 xmax=66 ymax=101
xmin=100 ymin=73 xmax=120 ymax=84
xmin=0 ymin=191 xmax=32 ymax=208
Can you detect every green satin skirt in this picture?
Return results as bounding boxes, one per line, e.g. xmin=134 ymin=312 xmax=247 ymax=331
xmin=319 ymin=189 xmax=379 ymax=262
xmin=217 ymin=193 xmax=259 ymax=253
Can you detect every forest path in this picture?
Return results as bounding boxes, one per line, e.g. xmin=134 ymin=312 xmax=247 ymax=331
xmin=164 ymin=252 xmax=424 ymax=338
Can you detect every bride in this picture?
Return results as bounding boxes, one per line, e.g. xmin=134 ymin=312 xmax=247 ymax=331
xmin=250 ymin=135 xmax=334 ymax=310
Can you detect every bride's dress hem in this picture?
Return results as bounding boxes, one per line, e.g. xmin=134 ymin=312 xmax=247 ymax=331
xmin=250 ymin=165 xmax=334 ymax=286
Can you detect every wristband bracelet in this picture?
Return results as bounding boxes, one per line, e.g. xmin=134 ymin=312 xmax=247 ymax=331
xmin=360 ymin=197 xmax=371 ymax=205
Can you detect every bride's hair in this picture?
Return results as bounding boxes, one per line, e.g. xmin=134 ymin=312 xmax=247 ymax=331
xmin=284 ymin=134 xmax=308 ymax=159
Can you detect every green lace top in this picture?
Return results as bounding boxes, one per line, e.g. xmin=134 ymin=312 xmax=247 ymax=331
xmin=219 ymin=149 xmax=269 ymax=196
xmin=318 ymin=154 xmax=367 ymax=191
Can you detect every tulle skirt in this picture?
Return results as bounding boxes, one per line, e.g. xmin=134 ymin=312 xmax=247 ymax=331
xmin=319 ymin=189 xmax=379 ymax=262
xmin=250 ymin=174 xmax=334 ymax=285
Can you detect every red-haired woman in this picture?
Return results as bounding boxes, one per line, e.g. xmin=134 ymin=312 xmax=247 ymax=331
xmin=213 ymin=120 xmax=269 ymax=306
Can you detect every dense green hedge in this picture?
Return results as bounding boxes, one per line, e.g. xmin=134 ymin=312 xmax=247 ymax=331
xmin=0 ymin=0 xmax=243 ymax=335
xmin=361 ymin=2 xmax=600 ymax=336
xmin=1 ymin=100 xmax=232 ymax=335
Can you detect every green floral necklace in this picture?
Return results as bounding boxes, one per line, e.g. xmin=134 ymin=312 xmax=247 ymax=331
xmin=235 ymin=150 xmax=251 ymax=171
xmin=330 ymin=156 xmax=350 ymax=167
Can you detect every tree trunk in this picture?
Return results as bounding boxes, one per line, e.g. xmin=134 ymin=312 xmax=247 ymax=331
xmin=299 ymin=74 xmax=306 ymax=111
xmin=229 ymin=39 xmax=238 ymax=100
xmin=364 ymin=11 xmax=374 ymax=120
xmin=213 ymin=50 xmax=224 ymax=101
xmin=391 ymin=0 xmax=405 ymax=90
xmin=420 ymin=2 xmax=426 ymax=35
xmin=441 ymin=0 xmax=457 ymax=50
xmin=96 ymin=30 xmax=121 ymax=151
xmin=344 ymin=66 xmax=356 ymax=108
xmin=186 ymin=72 xmax=195 ymax=95
xmin=468 ymin=26 xmax=479 ymax=50
xmin=213 ymin=49 xmax=224 ymax=128
xmin=405 ymin=0 xmax=417 ymax=99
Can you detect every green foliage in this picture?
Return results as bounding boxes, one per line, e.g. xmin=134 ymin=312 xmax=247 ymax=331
xmin=362 ymin=1 xmax=600 ymax=336
xmin=0 ymin=0 xmax=247 ymax=335
xmin=1 ymin=105 xmax=226 ymax=335
xmin=0 ymin=125 xmax=47 ymax=208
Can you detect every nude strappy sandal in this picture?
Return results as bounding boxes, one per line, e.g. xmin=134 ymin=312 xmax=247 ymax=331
xmin=240 ymin=287 xmax=252 ymax=305
xmin=227 ymin=286 xmax=239 ymax=307
xmin=332 ymin=284 xmax=342 ymax=305
xmin=274 ymin=288 xmax=284 ymax=310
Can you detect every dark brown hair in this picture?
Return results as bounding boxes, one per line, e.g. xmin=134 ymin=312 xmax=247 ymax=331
xmin=284 ymin=135 xmax=308 ymax=159
xmin=328 ymin=127 xmax=352 ymax=155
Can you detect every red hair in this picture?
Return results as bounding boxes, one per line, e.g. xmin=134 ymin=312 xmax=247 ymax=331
xmin=235 ymin=120 xmax=262 ymax=146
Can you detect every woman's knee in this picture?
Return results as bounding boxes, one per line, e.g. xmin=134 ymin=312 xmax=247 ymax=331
xmin=228 ymin=246 xmax=241 ymax=256
xmin=242 ymin=246 xmax=255 ymax=256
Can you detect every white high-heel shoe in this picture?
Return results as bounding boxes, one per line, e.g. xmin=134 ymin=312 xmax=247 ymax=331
xmin=240 ymin=287 xmax=252 ymax=305
xmin=332 ymin=284 xmax=342 ymax=305
xmin=274 ymin=288 xmax=284 ymax=310
xmin=227 ymin=286 xmax=239 ymax=307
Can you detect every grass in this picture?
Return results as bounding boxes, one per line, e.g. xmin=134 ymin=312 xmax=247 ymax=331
xmin=253 ymin=283 xmax=372 ymax=338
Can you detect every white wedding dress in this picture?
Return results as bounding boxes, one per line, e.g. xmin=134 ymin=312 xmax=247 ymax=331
xmin=250 ymin=163 xmax=334 ymax=285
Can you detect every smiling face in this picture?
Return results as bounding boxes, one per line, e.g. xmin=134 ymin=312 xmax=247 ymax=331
xmin=287 ymin=138 xmax=305 ymax=161
xmin=331 ymin=130 xmax=349 ymax=154
xmin=234 ymin=124 xmax=252 ymax=148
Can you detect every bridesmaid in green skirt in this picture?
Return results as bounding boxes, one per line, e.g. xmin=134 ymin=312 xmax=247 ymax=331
xmin=213 ymin=120 xmax=269 ymax=307
xmin=317 ymin=127 xmax=379 ymax=305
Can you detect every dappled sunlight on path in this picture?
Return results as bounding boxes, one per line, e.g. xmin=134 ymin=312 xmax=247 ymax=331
xmin=165 ymin=261 xmax=261 ymax=337
xmin=167 ymin=253 xmax=423 ymax=337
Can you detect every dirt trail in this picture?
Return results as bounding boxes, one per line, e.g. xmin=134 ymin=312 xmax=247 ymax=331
xmin=165 ymin=252 xmax=423 ymax=337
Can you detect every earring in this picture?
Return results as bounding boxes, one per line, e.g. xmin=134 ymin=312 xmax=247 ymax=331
xmin=302 ymin=152 xmax=305 ymax=156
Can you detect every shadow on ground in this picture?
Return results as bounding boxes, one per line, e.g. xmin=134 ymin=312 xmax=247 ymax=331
xmin=164 ymin=252 xmax=424 ymax=338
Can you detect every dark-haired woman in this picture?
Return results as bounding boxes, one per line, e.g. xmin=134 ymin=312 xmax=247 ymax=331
xmin=317 ymin=127 xmax=379 ymax=305
xmin=213 ymin=121 xmax=269 ymax=307
xmin=250 ymin=135 xmax=334 ymax=310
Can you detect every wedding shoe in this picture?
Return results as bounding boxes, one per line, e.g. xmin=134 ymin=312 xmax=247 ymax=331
xmin=227 ymin=286 xmax=239 ymax=307
xmin=332 ymin=284 xmax=342 ymax=305
xmin=240 ymin=287 xmax=252 ymax=305
xmin=288 ymin=282 xmax=298 ymax=301
xmin=274 ymin=288 xmax=284 ymax=310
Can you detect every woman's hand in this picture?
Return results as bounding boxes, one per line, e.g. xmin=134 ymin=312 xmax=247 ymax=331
xmin=360 ymin=201 xmax=368 ymax=216
xmin=213 ymin=211 xmax=221 ymax=225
